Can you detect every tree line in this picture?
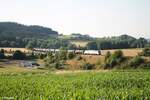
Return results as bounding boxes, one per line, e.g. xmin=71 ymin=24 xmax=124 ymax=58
xmin=0 ymin=22 xmax=149 ymax=50
xmin=86 ymin=35 xmax=149 ymax=50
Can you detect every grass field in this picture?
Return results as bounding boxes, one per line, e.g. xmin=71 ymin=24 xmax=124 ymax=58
xmin=0 ymin=70 xmax=150 ymax=99
xmin=0 ymin=60 xmax=46 ymax=74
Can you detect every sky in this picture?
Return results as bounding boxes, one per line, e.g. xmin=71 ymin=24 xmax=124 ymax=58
xmin=0 ymin=0 xmax=150 ymax=38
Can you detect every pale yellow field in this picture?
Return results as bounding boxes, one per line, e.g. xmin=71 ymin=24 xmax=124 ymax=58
xmin=101 ymin=48 xmax=143 ymax=57
xmin=66 ymin=48 xmax=144 ymax=70
xmin=70 ymin=41 xmax=89 ymax=47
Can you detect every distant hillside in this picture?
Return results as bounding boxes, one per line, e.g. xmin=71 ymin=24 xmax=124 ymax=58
xmin=0 ymin=22 xmax=61 ymax=48
xmin=0 ymin=22 xmax=58 ymax=39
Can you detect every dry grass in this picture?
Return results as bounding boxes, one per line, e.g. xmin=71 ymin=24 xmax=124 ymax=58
xmin=66 ymin=48 xmax=144 ymax=70
xmin=66 ymin=55 xmax=104 ymax=70
xmin=70 ymin=41 xmax=89 ymax=47
xmin=101 ymin=48 xmax=143 ymax=57
xmin=0 ymin=60 xmax=47 ymax=74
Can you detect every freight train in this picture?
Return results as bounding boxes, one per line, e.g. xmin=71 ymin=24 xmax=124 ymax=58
xmin=33 ymin=48 xmax=101 ymax=55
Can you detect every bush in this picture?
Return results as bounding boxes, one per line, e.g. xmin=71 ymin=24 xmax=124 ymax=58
xmin=139 ymin=48 xmax=150 ymax=57
xmin=67 ymin=52 xmax=75 ymax=59
xmin=44 ymin=52 xmax=66 ymax=70
xmin=105 ymin=51 xmax=111 ymax=61
xmin=104 ymin=50 xmax=124 ymax=69
xmin=129 ymin=56 xmax=145 ymax=68
xmin=59 ymin=48 xmax=67 ymax=60
xmin=113 ymin=50 xmax=123 ymax=59
xmin=82 ymin=63 xmax=95 ymax=70
xmin=45 ymin=61 xmax=65 ymax=70
xmin=39 ymin=54 xmax=47 ymax=59
xmin=12 ymin=50 xmax=26 ymax=60
xmin=139 ymin=63 xmax=150 ymax=69
xmin=0 ymin=49 xmax=5 ymax=59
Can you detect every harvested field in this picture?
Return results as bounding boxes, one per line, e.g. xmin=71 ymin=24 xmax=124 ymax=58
xmin=101 ymin=48 xmax=143 ymax=57
xmin=70 ymin=41 xmax=89 ymax=47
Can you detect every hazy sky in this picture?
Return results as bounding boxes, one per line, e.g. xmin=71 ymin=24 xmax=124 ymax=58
xmin=0 ymin=0 xmax=150 ymax=38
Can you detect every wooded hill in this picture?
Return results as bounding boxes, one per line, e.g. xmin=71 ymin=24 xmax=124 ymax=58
xmin=0 ymin=22 xmax=149 ymax=49
xmin=0 ymin=22 xmax=58 ymax=38
xmin=0 ymin=22 xmax=59 ymax=47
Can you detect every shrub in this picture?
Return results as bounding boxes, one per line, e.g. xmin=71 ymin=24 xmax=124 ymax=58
xmin=139 ymin=48 xmax=150 ymax=57
xmin=59 ymin=48 xmax=67 ymax=60
xmin=139 ymin=63 xmax=150 ymax=69
xmin=113 ymin=50 xmax=124 ymax=59
xmin=44 ymin=52 xmax=66 ymax=70
xmin=45 ymin=61 xmax=65 ymax=70
xmin=12 ymin=50 xmax=26 ymax=60
xmin=39 ymin=54 xmax=47 ymax=59
xmin=129 ymin=56 xmax=145 ymax=68
xmin=104 ymin=50 xmax=124 ymax=69
xmin=0 ymin=49 xmax=5 ymax=59
xmin=67 ymin=52 xmax=75 ymax=59
xmin=105 ymin=51 xmax=111 ymax=61
xmin=82 ymin=63 xmax=95 ymax=70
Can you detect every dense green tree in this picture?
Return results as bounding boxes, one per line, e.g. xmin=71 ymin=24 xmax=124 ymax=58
xmin=0 ymin=49 xmax=5 ymax=59
xmin=12 ymin=50 xmax=26 ymax=60
xmin=87 ymin=41 xmax=98 ymax=50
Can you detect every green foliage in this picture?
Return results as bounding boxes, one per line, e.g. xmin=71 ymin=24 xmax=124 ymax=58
xmin=139 ymin=48 xmax=150 ymax=57
xmin=44 ymin=49 xmax=68 ymax=69
xmin=82 ymin=63 xmax=95 ymax=70
xmin=105 ymin=51 xmax=111 ymax=61
xmin=96 ymin=35 xmax=148 ymax=50
xmin=26 ymin=52 xmax=38 ymax=59
xmin=38 ymin=54 xmax=47 ymax=59
xmin=12 ymin=50 xmax=26 ymax=60
xmin=0 ymin=22 xmax=72 ymax=49
xmin=0 ymin=22 xmax=149 ymax=50
xmin=67 ymin=52 xmax=75 ymax=59
xmin=104 ymin=50 xmax=124 ymax=69
xmin=1 ymin=71 xmax=150 ymax=99
xmin=129 ymin=56 xmax=145 ymax=68
xmin=0 ymin=49 xmax=5 ymax=59
xmin=26 ymin=41 xmax=35 ymax=49
xmin=59 ymin=48 xmax=68 ymax=60
xmin=86 ymin=41 xmax=98 ymax=50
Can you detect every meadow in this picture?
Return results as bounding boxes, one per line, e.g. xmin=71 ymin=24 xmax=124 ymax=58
xmin=0 ymin=70 xmax=150 ymax=99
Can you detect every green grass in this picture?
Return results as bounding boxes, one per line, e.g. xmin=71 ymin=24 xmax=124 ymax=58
xmin=0 ymin=71 xmax=150 ymax=99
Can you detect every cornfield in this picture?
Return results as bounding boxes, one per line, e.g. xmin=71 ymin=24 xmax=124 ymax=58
xmin=0 ymin=71 xmax=150 ymax=99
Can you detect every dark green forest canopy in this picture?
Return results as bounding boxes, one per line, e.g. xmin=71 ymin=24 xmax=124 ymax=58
xmin=0 ymin=22 xmax=58 ymax=38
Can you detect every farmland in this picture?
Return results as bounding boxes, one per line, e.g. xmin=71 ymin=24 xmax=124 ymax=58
xmin=0 ymin=70 xmax=150 ymax=99
xmin=0 ymin=47 xmax=142 ymax=57
xmin=0 ymin=47 xmax=149 ymax=99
